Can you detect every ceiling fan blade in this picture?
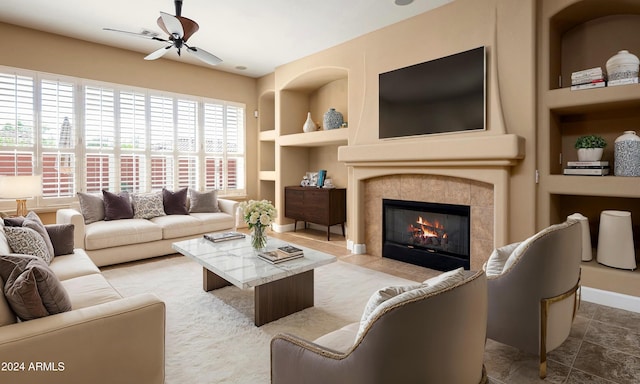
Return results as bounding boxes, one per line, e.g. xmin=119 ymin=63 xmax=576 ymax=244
xmin=103 ymin=28 xmax=167 ymax=42
xmin=159 ymin=11 xmax=184 ymax=37
xmin=144 ymin=45 xmax=173 ymax=61
xmin=186 ymin=46 xmax=222 ymax=66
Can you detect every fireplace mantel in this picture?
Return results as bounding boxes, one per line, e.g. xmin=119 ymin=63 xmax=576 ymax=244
xmin=338 ymin=134 xmax=524 ymax=166
xmin=337 ymin=134 xmax=525 ymax=263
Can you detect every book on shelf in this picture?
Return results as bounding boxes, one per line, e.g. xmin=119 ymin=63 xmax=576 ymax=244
xmin=563 ymin=167 xmax=610 ymax=176
xmin=566 ymin=161 xmax=609 ymax=167
xmin=257 ymin=250 xmax=304 ymax=264
xmin=276 ymin=245 xmax=304 ymax=257
xmin=571 ymin=76 xmax=606 ymax=86
xmin=608 ymin=77 xmax=638 ymax=87
xmin=203 ymin=231 xmax=246 ymax=242
xmin=571 ymin=81 xmax=605 ymax=91
xmin=571 ymin=67 xmax=603 ymax=79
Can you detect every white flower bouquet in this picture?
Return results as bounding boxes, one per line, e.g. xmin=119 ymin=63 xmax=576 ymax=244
xmin=239 ymin=199 xmax=277 ymax=250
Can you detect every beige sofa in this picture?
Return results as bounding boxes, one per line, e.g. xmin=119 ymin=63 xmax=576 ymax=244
xmin=57 ymin=198 xmax=238 ymax=267
xmin=0 ymin=248 xmax=165 ymax=384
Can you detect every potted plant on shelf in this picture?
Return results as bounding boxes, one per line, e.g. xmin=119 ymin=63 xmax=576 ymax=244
xmin=575 ymin=135 xmax=607 ymax=162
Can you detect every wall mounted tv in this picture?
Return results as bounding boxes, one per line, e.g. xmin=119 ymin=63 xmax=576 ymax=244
xmin=379 ymin=46 xmax=486 ymax=139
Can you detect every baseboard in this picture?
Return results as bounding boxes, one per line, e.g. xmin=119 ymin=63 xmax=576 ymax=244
xmin=581 ymin=286 xmax=640 ymax=313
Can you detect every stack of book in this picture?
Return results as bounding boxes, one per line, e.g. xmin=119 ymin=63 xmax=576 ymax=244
xmin=203 ymin=231 xmax=246 ymax=242
xmin=563 ymin=161 xmax=610 ymax=176
xmin=570 ymin=67 xmax=606 ymax=90
xmin=258 ymin=245 xmax=304 ymax=264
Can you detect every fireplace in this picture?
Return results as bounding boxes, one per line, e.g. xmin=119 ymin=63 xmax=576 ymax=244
xmin=382 ymin=199 xmax=471 ymax=271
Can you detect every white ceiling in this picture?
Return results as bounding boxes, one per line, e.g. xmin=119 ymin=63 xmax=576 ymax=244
xmin=0 ymin=0 xmax=453 ymax=78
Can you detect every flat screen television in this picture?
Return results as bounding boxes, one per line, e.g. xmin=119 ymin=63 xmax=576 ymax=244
xmin=379 ymin=46 xmax=486 ymax=139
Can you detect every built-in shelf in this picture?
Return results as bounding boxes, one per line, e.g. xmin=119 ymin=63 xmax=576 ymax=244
xmin=259 ymin=171 xmax=276 ymax=181
xmin=259 ymin=130 xmax=276 ymax=141
xmin=278 ymin=128 xmax=349 ymax=147
xmin=546 ymin=85 xmax=640 ymax=113
xmin=582 ymin=258 xmax=640 ymax=297
xmin=544 ymin=175 xmax=640 ymax=198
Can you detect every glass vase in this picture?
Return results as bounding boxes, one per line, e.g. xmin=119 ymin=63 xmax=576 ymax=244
xmin=251 ymin=225 xmax=267 ymax=251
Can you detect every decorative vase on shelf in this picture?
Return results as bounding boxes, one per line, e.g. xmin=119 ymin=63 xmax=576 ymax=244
xmin=323 ymin=108 xmax=343 ymax=130
xmin=606 ymin=50 xmax=640 ymax=81
xmin=614 ymin=130 xmax=640 ymax=176
xmin=303 ymin=112 xmax=316 ymax=133
xmin=577 ymin=148 xmax=603 ymax=162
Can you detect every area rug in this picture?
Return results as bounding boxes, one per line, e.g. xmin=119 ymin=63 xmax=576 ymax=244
xmin=101 ymin=255 xmax=417 ymax=383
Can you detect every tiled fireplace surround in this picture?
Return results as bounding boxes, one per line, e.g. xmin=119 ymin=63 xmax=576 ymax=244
xmin=339 ymin=134 xmax=524 ymax=271
xmin=363 ymin=174 xmax=494 ymax=271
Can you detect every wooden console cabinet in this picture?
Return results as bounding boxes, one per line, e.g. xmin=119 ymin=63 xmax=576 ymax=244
xmin=284 ymin=186 xmax=346 ymax=240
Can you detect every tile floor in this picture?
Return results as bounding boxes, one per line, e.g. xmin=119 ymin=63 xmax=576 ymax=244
xmin=268 ymin=228 xmax=640 ymax=384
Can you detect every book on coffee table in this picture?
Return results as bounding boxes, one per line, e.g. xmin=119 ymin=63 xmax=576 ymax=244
xmin=276 ymin=245 xmax=304 ymax=257
xmin=204 ymin=232 xmax=246 ymax=243
xmin=258 ymin=250 xmax=304 ymax=264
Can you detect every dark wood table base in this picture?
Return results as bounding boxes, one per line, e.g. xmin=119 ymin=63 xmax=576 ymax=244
xmin=202 ymin=267 xmax=314 ymax=326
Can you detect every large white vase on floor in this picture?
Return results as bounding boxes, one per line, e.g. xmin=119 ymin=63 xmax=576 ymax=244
xmin=568 ymin=213 xmax=592 ymax=261
xmin=597 ymin=210 xmax=636 ymax=270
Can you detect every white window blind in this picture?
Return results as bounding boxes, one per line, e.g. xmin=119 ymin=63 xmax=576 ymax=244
xmin=41 ymin=80 xmax=75 ymax=198
xmin=0 ymin=66 xmax=246 ymax=209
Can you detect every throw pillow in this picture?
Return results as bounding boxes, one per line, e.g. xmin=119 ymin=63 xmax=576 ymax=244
xmin=0 ymin=254 xmax=72 ymax=321
xmin=3 ymin=217 xmax=25 ymax=227
xmin=355 ymin=267 xmax=467 ymax=342
xmin=23 ymin=211 xmax=55 ymax=261
xmin=102 ymin=190 xmax=134 ymax=221
xmin=484 ymin=242 xmax=521 ymax=277
xmin=0 ymin=221 xmax=11 ymax=255
xmin=358 ymin=284 xmax=422 ymax=336
xmin=132 ymin=192 xmax=166 ymax=219
xmin=162 ymin=187 xmax=189 ymax=215
xmin=188 ymin=189 xmax=219 ymax=213
xmin=4 ymin=226 xmax=52 ymax=264
xmin=45 ymin=224 xmax=75 ymax=256
xmin=77 ymin=192 xmax=105 ymax=224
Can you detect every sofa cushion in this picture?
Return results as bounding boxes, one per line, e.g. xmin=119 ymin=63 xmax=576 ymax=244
xmin=4 ymin=226 xmax=52 ymax=264
xmin=103 ymin=190 xmax=134 ymax=220
xmin=132 ymin=191 xmax=166 ymax=219
xmin=149 ymin=214 xmax=204 ymax=239
xmin=77 ymin=192 xmax=105 ymax=224
xmin=61 ymin=273 xmax=122 ymax=310
xmin=84 ymin=219 xmax=163 ymax=250
xmin=23 ymin=211 xmax=55 ymax=260
xmin=189 ymin=212 xmax=235 ymax=233
xmin=0 ymin=254 xmax=72 ymax=321
xmin=188 ymin=189 xmax=219 ymax=213
xmin=484 ymin=242 xmax=521 ymax=277
xmin=48 ymin=249 xmax=101 ymax=281
xmin=163 ymin=187 xmax=189 ymax=215
xmin=45 ymin=223 xmax=75 ymax=256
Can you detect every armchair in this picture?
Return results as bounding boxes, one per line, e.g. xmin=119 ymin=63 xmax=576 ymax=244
xmin=484 ymin=219 xmax=582 ymax=379
xmin=271 ymin=269 xmax=488 ymax=384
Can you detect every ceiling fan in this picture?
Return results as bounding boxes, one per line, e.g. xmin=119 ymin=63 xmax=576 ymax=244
xmin=103 ymin=0 xmax=222 ymax=66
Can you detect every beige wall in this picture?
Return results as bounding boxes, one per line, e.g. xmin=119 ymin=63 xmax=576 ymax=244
xmin=270 ymin=0 xmax=537 ymax=243
xmin=0 ymin=21 xmax=259 ymax=200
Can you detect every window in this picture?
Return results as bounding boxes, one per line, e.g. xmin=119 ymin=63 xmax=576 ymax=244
xmin=0 ymin=66 xmax=246 ymax=210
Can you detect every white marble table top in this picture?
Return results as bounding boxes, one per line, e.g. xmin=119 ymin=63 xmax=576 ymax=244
xmin=172 ymin=235 xmax=337 ymax=289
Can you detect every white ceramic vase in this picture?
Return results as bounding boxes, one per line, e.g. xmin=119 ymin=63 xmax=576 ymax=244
xmin=606 ymin=50 xmax=639 ymax=81
xmin=614 ymin=130 xmax=640 ymax=176
xmin=303 ymin=112 xmax=316 ymax=133
xmin=577 ymin=148 xmax=603 ymax=162
xmin=597 ymin=210 xmax=636 ymax=270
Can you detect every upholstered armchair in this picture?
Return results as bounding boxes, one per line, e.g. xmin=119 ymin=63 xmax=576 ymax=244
xmin=271 ymin=268 xmax=488 ymax=384
xmin=484 ymin=219 xmax=582 ymax=379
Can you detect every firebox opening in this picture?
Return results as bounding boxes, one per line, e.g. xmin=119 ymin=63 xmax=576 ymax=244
xmin=382 ymin=199 xmax=471 ymax=271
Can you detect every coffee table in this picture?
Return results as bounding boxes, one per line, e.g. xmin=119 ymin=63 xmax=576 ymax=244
xmin=172 ymin=235 xmax=336 ymax=326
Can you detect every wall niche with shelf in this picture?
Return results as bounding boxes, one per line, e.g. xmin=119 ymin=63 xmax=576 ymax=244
xmin=538 ymin=0 xmax=640 ymax=297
